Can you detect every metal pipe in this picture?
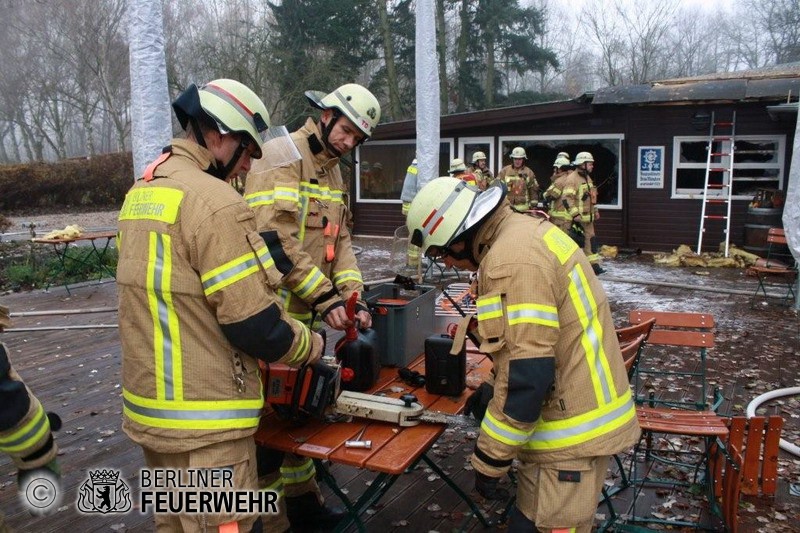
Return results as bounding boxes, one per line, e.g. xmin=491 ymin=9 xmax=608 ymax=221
xmin=4 ymin=324 xmax=119 ymax=332
xmin=10 ymin=307 xmax=118 ymax=317
xmin=600 ymin=275 xmax=787 ymax=298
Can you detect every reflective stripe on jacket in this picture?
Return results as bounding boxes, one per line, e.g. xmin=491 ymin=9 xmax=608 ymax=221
xmin=245 ymin=118 xmax=364 ymax=325
xmin=470 ymin=207 xmax=639 ymax=474
xmin=497 ymin=165 xmax=539 ymax=209
xmin=561 ymin=170 xmax=597 ymax=223
xmin=0 ymin=346 xmax=58 ymax=470
xmin=544 ymin=171 xmax=572 ymax=222
xmin=117 ymin=139 xmax=313 ymax=453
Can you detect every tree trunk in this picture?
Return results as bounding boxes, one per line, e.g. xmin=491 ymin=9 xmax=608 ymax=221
xmin=378 ymin=0 xmax=403 ymax=120
xmin=0 ymin=125 xmax=10 ymax=163
xmin=9 ymin=124 xmax=22 ymax=162
xmin=456 ymin=0 xmax=470 ymax=112
xmin=485 ymin=35 xmax=495 ymax=107
xmin=82 ymin=105 xmax=96 ymax=156
xmin=435 ymin=0 xmax=449 ymax=113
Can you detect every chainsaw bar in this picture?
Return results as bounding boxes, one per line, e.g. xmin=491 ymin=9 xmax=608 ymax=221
xmin=334 ymin=391 xmax=479 ymax=427
xmin=410 ymin=411 xmax=479 ymax=427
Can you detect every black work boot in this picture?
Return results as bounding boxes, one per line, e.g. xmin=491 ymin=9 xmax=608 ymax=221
xmin=285 ymin=492 xmax=346 ymax=531
xmin=507 ymin=506 xmax=537 ymax=532
xmin=592 ymin=263 xmax=606 ymax=275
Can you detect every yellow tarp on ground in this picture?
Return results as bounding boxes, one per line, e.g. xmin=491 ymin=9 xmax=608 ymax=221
xmin=652 ymin=243 xmax=760 ymax=268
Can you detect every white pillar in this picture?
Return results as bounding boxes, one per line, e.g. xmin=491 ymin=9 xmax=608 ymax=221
xmin=414 ymin=0 xmax=440 ymax=192
xmin=781 ymin=104 xmax=799 ymax=309
xmin=127 ymin=0 xmax=172 ymax=180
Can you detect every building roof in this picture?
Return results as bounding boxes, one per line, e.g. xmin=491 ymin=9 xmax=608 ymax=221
xmin=592 ymin=63 xmax=800 ymax=105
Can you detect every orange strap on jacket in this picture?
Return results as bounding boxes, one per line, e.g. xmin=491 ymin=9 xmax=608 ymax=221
xmin=218 ymin=522 xmax=240 ymax=533
xmin=324 ymin=224 xmax=340 ymax=262
xmin=142 ymin=150 xmax=172 ymax=182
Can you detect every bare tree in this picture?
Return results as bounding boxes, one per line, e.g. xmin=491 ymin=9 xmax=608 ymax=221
xmin=582 ymin=0 xmax=679 ymax=86
xmin=378 ymin=0 xmax=404 ymax=119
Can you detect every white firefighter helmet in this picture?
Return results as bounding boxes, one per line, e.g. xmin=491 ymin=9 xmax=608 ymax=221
xmin=573 ymin=151 xmax=594 ymax=165
xmin=472 ymin=151 xmax=487 ymax=163
xmin=305 ymin=83 xmax=381 ymax=138
xmin=557 ymin=151 xmax=570 ymax=160
xmin=172 ymin=79 xmax=271 ymax=159
xmin=449 ymin=158 xmax=467 ymax=173
xmin=407 ymin=177 xmax=505 ymax=256
xmin=510 ymin=147 xmax=527 ymax=159
xmin=553 ymin=155 xmax=571 ymax=167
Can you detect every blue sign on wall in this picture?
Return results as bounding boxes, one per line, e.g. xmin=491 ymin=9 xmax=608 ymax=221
xmin=637 ymin=146 xmax=664 ymax=189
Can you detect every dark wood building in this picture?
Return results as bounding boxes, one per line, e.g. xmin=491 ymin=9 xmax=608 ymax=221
xmin=351 ymin=64 xmax=800 ymax=252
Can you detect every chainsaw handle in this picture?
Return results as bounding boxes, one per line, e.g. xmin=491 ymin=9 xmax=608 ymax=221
xmin=345 ymin=291 xmax=359 ymax=321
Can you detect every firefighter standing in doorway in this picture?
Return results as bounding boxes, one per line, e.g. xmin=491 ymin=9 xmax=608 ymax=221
xmin=497 ymin=147 xmax=539 ymax=210
xmin=561 ymin=151 xmax=605 ymax=275
xmin=471 ymin=151 xmax=493 ymax=190
xmin=406 ymin=177 xmax=640 ymax=533
xmin=117 ymin=79 xmax=323 ymax=533
xmin=245 ymin=83 xmax=381 ymax=530
xmin=542 ymin=152 xmax=573 ymax=231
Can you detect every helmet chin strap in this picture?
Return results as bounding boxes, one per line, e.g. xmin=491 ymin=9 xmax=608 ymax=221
xmin=320 ymin=111 xmax=342 ymax=157
xmin=320 ymin=110 xmax=369 ymax=158
xmin=208 ymin=137 xmax=248 ymax=181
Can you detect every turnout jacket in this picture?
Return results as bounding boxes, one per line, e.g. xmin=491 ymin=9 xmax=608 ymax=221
xmin=0 ymin=343 xmax=58 ymax=470
xmin=472 ymin=167 xmax=494 ymax=191
xmin=497 ymin=164 xmax=539 ymax=209
xmin=543 ymin=170 xmax=572 ymax=226
xmin=561 ymin=169 xmax=598 ymax=223
xmin=117 ymin=140 xmax=318 ymax=454
xmin=245 ymin=118 xmax=365 ymax=325
xmin=470 ymin=206 xmax=639 ymax=476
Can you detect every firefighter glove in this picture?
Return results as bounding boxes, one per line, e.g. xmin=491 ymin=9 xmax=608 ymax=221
xmin=474 ymin=470 xmax=509 ymax=501
xmin=465 ymin=382 xmax=493 ymax=421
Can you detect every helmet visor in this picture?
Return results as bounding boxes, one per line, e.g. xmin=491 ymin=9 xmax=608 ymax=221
xmin=255 ymin=125 xmax=301 ymax=167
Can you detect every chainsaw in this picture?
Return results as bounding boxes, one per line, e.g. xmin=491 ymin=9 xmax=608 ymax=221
xmin=264 ymin=358 xmax=477 ymax=427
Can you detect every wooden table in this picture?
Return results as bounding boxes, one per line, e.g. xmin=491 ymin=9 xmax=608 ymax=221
xmin=255 ymin=348 xmax=494 ymax=532
xmin=31 ymin=230 xmax=117 ymax=294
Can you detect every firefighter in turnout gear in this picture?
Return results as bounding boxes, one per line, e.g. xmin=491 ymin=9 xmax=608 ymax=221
xmin=471 ymin=151 xmax=493 ymax=190
xmin=497 ymin=147 xmax=538 ymax=210
xmin=400 ymin=159 xmax=421 ymax=267
xmin=245 ymin=83 xmax=380 ymax=529
xmin=117 ymin=79 xmax=323 ymax=533
xmin=448 ymin=158 xmax=478 ymax=187
xmin=0 ymin=305 xmax=62 ymax=529
xmin=543 ymin=153 xmax=573 ymax=231
xmin=406 ymin=178 xmax=640 ymax=533
xmin=561 ymin=152 xmax=605 ymax=275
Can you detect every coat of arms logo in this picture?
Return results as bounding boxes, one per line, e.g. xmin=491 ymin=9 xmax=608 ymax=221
xmin=77 ymin=469 xmax=132 ymax=514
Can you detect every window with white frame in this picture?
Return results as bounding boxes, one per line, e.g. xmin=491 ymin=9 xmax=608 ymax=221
xmin=355 ymin=139 xmax=454 ymax=202
xmin=498 ymin=135 xmax=624 ymax=208
xmin=458 ymin=137 xmax=495 ymax=175
xmin=672 ymin=135 xmax=785 ymax=199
